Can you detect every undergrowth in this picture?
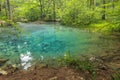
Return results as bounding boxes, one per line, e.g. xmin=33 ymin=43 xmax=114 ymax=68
xmin=112 ymin=70 xmax=120 ymax=80
xmin=58 ymin=53 xmax=96 ymax=80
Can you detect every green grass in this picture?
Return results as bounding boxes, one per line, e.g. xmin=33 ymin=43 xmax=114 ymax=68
xmin=58 ymin=53 xmax=96 ymax=80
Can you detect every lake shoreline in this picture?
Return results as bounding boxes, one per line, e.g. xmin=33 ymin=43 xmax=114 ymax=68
xmin=0 ymin=47 xmax=120 ymax=80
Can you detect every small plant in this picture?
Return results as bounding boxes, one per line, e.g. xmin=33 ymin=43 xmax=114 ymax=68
xmin=112 ymin=71 xmax=120 ymax=80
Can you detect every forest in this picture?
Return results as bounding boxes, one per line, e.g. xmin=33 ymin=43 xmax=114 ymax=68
xmin=0 ymin=0 xmax=120 ymax=80
xmin=0 ymin=0 xmax=120 ymax=32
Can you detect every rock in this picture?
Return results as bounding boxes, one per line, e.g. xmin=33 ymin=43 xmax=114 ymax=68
xmin=39 ymin=64 xmax=48 ymax=68
xmin=0 ymin=59 xmax=9 ymax=64
xmin=89 ymin=56 xmax=103 ymax=63
xmin=80 ymin=77 xmax=85 ymax=80
xmin=49 ymin=76 xmax=58 ymax=80
xmin=12 ymin=64 xmax=17 ymax=68
xmin=34 ymin=64 xmax=48 ymax=69
xmin=98 ymin=64 xmax=109 ymax=70
xmin=89 ymin=57 xmax=96 ymax=61
xmin=4 ymin=64 xmax=19 ymax=74
xmin=0 ymin=20 xmax=6 ymax=26
xmin=0 ymin=69 xmax=7 ymax=75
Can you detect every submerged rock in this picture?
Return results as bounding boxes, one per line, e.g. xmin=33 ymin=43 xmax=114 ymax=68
xmin=0 ymin=69 xmax=7 ymax=75
xmin=0 ymin=59 xmax=9 ymax=64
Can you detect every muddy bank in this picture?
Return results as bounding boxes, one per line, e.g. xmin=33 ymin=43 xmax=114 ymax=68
xmin=0 ymin=44 xmax=120 ymax=80
xmin=0 ymin=64 xmax=115 ymax=80
xmin=0 ymin=51 xmax=120 ymax=80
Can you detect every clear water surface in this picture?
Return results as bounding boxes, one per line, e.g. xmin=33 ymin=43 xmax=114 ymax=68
xmin=0 ymin=23 xmax=119 ymax=69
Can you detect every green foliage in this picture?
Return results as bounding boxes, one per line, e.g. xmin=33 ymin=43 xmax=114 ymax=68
xmin=0 ymin=0 xmax=120 ymax=32
xmin=60 ymin=0 xmax=94 ymax=26
xmin=112 ymin=71 xmax=120 ymax=80
xmin=58 ymin=53 xmax=95 ymax=73
xmin=60 ymin=0 xmax=120 ymax=32
xmin=90 ymin=21 xmax=120 ymax=32
xmin=25 ymin=7 xmax=40 ymax=21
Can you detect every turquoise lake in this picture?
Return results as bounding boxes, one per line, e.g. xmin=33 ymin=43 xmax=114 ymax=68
xmin=0 ymin=23 xmax=119 ymax=67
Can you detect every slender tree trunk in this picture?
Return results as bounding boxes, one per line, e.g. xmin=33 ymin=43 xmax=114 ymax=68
xmin=0 ymin=1 xmax=2 ymax=13
xmin=102 ymin=0 xmax=106 ymax=20
xmin=53 ymin=0 xmax=56 ymax=21
xmin=89 ymin=0 xmax=96 ymax=10
xmin=90 ymin=0 xmax=92 ymax=8
xmin=45 ymin=1 xmax=51 ymax=16
xmin=111 ymin=0 xmax=114 ymax=9
xmin=38 ymin=0 xmax=43 ymax=20
xmin=5 ymin=0 xmax=8 ymax=18
xmin=93 ymin=0 xmax=96 ymax=10
xmin=94 ymin=0 xmax=96 ymax=7
xmin=6 ymin=0 xmax=12 ymax=20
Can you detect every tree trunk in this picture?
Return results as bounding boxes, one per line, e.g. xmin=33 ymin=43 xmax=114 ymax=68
xmin=93 ymin=0 xmax=96 ymax=10
xmin=5 ymin=0 xmax=8 ymax=18
xmin=94 ymin=0 xmax=96 ymax=7
xmin=53 ymin=0 xmax=56 ymax=21
xmin=0 ymin=1 xmax=2 ymax=13
xmin=6 ymin=0 xmax=12 ymax=20
xmin=102 ymin=0 xmax=106 ymax=20
xmin=38 ymin=0 xmax=43 ymax=20
xmin=111 ymin=0 xmax=114 ymax=9
xmin=88 ymin=0 xmax=96 ymax=10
